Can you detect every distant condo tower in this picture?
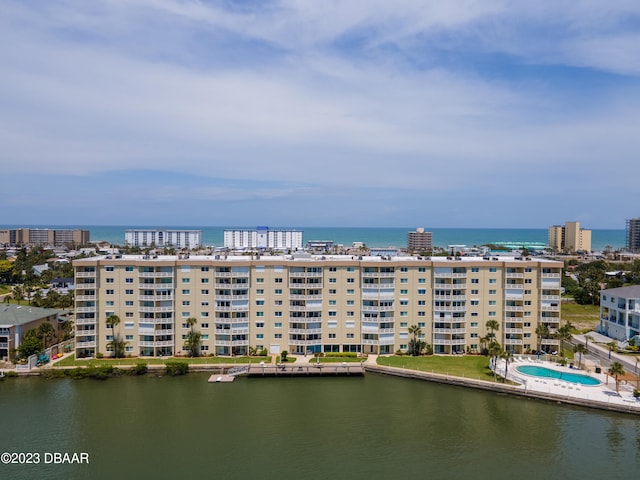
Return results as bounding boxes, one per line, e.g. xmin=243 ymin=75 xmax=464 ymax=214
xmin=547 ymin=221 xmax=591 ymax=253
xmin=407 ymin=227 xmax=433 ymax=253
xmin=125 ymin=229 xmax=202 ymax=249
xmin=0 ymin=228 xmax=89 ymax=247
xmin=224 ymin=226 xmax=303 ymax=250
xmin=626 ymin=218 xmax=640 ymax=253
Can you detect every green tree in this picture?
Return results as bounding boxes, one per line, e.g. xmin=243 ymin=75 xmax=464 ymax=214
xmin=500 ymin=349 xmax=513 ymax=382
xmin=535 ymin=323 xmax=550 ymax=353
xmin=486 ymin=319 xmax=500 ymax=341
xmin=407 ymin=324 xmax=426 ymax=356
xmin=606 ymin=341 xmax=617 ymax=360
xmin=184 ymin=317 xmax=201 ymax=357
xmin=607 ymin=362 xmax=625 ymax=394
xmin=488 ymin=341 xmax=502 ymax=381
xmin=105 ymin=314 xmax=125 ymax=358
xmin=0 ymin=259 xmax=14 ymax=284
xmin=37 ymin=321 xmax=55 ymax=349
xmin=573 ymin=344 xmax=588 ymax=369
xmin=17 ymin=329 xmax=43 ymax=359
xmin=555 ymin=321 xmax=574 ymax=356
xmin=11 ymin=285 xmax=24 ymax=305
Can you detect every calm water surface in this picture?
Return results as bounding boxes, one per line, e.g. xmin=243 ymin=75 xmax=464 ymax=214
xmin=1 ymin=373 xmax=639 ymax=479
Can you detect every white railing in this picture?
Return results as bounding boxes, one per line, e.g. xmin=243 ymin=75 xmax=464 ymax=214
xmin=541 ymin=273 xmax=561 ymax=278
xmin=76 ymin=295 xmax=96 ymax=301
xmin=505 ymin=272 xmax=524 ymax=278
xmin=76 ymin=306 xmax=96 ymax=313
xmin=76 ymin=271 xmax=96 ymax=277
xmin=76 ymin=341 xmax=96 ymax=348
xmin=75 ymin=318 xmax=96 ymax=325
xmin=504 ymin=305 xmax=524 ymax=311
xmin=362 ymin=305 xmax=394 ymax=312
xmin=289 ymin=305 xmax=322 ymax=312
xmin=505 ymin=283 xmax=524 ymax=289
xmin=504 ymin=338 xmax=523 ymax=345
xmin=289 ymin=294 xmax=323 ymax=301
xmin=541 ymin=305 xmax=560 ymax=311
xmin=433 ymin=295 xmax=466 ymax=301
xmin=504 ymin=328 xmax=523 ymax=334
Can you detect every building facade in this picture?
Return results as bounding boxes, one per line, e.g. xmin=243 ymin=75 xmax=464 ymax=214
xmin=0 ymin=305 xmax=61 ymax=360
xmin=223 ymin=227 xmax=303 ymax=250
xmin=626 ymin=218 xmax=640 ymax=253
xmin=599 ymin=285 xmax=640 ymax=342
xmin=407 ymin=228 xmax=433 ymax=253
xmin=73 ymin=254 xmax=562 ymax=359
xmin=124 ymin=230 xmax=202 ymax=249
xmin=547 ymin=221 xmax=591 ymax=253
xmin=0 ymin=228 xmax=89 ymax=247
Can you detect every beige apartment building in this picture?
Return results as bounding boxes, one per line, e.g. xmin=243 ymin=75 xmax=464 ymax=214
xmin=0 ymin=228 xmax=90 ymax=247
xmin=74 ymin=254 xmax=563 ymax=359
xmin=548 ymin=221 xmax=591 ymax=253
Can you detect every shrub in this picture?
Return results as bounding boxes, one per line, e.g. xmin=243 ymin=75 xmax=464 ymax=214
xmin=129 ymin=363 xmax=148 ymax=376
xmin=634 ymin=389 xmax=640 ymax=399
xmin=96 ymin=353 xmax=104 ymax=359
xmin=325 ymin=352 xmax=357 ymax=358
xmin=280 ymin=350 xmax=288 ymax=362
xmin=165 ymin=361 xmax=188 ymax=376
xmin=259 ymin=348 xmax=268 ymax=356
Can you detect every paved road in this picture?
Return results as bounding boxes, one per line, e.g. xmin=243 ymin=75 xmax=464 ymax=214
xmin=572 ymin=333 xmax=640 ymax=376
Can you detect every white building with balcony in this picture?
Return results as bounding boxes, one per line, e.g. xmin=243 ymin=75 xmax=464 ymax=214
xmin=599 ymin=285 xmax=640 ymax=342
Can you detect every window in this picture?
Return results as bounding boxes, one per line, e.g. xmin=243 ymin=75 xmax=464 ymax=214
xmin=400 ymin=300 xmax=408 ymax=306
xmin=524 ymin=322 xmax=531 ymax=327
xmin=201 ymin=301 xmax=209 ymax=306
xmin=201 ymin=312 xmax=209 ymax=317
xmin=328 ymin=300 xmax=337 ymax=306
xmin=201 ymin=289 xmax=209 ymax=295
xmin=471 ymin=312 xmax=478 ymax=317
xmin=182 ymin=278 xmax=190 ymax=283
xmin=346 ymin=311 xmax=354 ymax=317
xmin=471 ymin=267 xmax=479 ymax=273
xmin=400 ymin=344 xmax=407 ymax=350
xmin=525 ymin=279 xmax=532 ymax=284
xmin=182 ymin=301 xmax=190 ymax=306
xmin=328 ymin=333 xmax=336 ymax=339
xmin=347 ymin=300 xmax=355 ymax=306
xmin=470 ymin=300 xmax=479 ymax=306
xmin=274 ymin=333 xmax=283 ymax=339
xmin=106 ymin=289 xmax=114 ymax=295
xmin=525 ymin=268 xmax=532 ymax=273
xmin=275 ymin=278 xmax=283 ymax=283
xmin=488 ymin=311 xmax=496 ymax=317
xmin=400 ymin=322 xmax=408 ymax=328
xmin=105 ymin=266 xmax=114 ymax=272
xmin=181 ymin=312 xmax=190 ymax=318
xmin=255 ymin=322 xmax=264 ymax=328
xmin=125 ymin=301 xmax=134 ymax=306
xmin=274 ymin=311 xmax=282 ymax=317
xmin=471 ymin=279 xmax=479 ymax=284
xmin=400 ymin=267 xmax=408 ymax=272
xmin=400 ymin=278 xmax=408 ymax=284
xmin=125 ymin=335 xmax=134 ymax=341
xmin=347 ymin=267 xmax=355 ymax=272
xmin=182 ymin=289 xmax=190 ymax=295
xmin=125 ymin=266 xmax=134 ymax=272
xmin=256 ymin=278 xmax=264 ymax=283
xmin=470 ymin=333 xmax=478 ymax=338
xmin=346 ymin=289 xmax=354 ymax=295
xmin=418 ymin=267 xmax=426 ymax=273
xmin=418 ymin=311 xmax=426 ymax=317
xmin=470 ymin=322 xmax=478 ymax=327
xmin=489 ymin=267 xmax=497 ymax=273
xmin=471 ymin=289 xmax=479 ymax=295
xmin=255 ymin=300 xmax=265 ymax=306
xmin=347 ymin=278 xmax=355 ymax=283
xmin=201 ymin=278 xmax=209 ymax=284
xmin=329 ymin=278 xmax=337 ymax=283
xmin=256 ymin=289 xmax=264 ymax=295
xmin=329 ymin=289 xmax=337 ymax=294
xmin=488 ymin=300 xmax=497 ymax=306
xmin=106 ymin=278 xmax=114 ymax=283
xmin=489 ymin=279 xmax=497 ymax=284
xmin=400 ymin=312 xmax=408 ymax=317
xmin=125 ymin=278 xmax=134 ymax=283
xmin=125 ymin=312 xmax=133 ymax=318
xmin=125 ymin=289 xmax=133 ymax=295
xmin=274 ymin=300 xmax=283 ymax=306
xmin=256 ymin=334 xmax=264 ymax=339
xmin=201 ymin=266 xmax=209 ymax=272
xmin=524 ymin=290 xmax=531 ymax=295
xmin=329 ymin=311 xmax=337 ymax=317
xmin=400 ymin=289 xmax=408 ymax=295
xmin=105 ymin=301 xmax=114 ymax=306
xmin=274 ymin=289 xmax=282 ymax=295
xmin=418 ymin=322 xmax=425 ymax=328
xmin=274 ymin=322 xmax=282 ymax=328
xmin=417 ymin=289 xmax=426 ymax=295
xmin=489 ymin=289 xmax=496 ymax=295
xmin=124 ymin=322 xmax=134 ymax=329
xmin=201 ymin=323 xmax=209 ymax=329
xmin=346 ymin=333 xmax=355 ymax=339
xmin=418 ymin=278 xmax=426 ymax=284
xmin=256 ymin=312 xmax=264 ymax=317
xmin=329 ymin=267 xmax=337 ymax=272
xmin=418 ymin=300 xmax=426 ymax=306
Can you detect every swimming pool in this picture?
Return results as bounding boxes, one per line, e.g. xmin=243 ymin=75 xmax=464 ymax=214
xmin=515 ymin=365 xmax=601 ymax=386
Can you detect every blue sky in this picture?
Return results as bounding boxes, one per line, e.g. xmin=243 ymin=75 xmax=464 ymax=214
xmin=2 ymin=0 xmax=639 ymax=228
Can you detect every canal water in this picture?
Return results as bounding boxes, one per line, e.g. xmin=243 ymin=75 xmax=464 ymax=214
xmin=1 ymin=373 xmax=638 ymax=479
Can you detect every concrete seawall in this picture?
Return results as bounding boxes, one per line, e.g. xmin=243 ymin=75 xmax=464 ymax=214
xmin=364 ymin=364 xmax=640 ymax=416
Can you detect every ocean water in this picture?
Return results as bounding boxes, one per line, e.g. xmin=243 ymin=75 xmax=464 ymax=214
xmin=1 ymin=225 xmax=626 ymax=251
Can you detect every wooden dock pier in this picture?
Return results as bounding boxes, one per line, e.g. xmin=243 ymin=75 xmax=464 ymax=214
xmin=247 ymin=362 xmax=364 ymax=377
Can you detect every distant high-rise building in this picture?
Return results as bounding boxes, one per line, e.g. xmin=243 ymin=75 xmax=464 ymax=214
xmin=626 ymin=218 xmax=640 ymax=253
xmin=0 ymin=228 xmax=89 ymax=247
xmin=125 ymin=230 xmax=202 ymax=249
xmin=547 ymin=221 xmax=591 ymax=253
xmin=223 ymin=227 xmax=303 ymax=250
xmin=407 ymin=228 xmax=433 ymax=253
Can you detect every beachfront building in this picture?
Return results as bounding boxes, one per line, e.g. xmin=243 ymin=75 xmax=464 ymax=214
xmin=599 ymin=285 xmax=640 ymax=342
xmin=124 ymin=229 xmax=202 ymax=249
xmin=0 ymin=228 xmax=89 ymax=248
xmin=0 ymin=305 xmax=62 ymax=360
xmin=224 ymin=227 xmax=303 ymax=250
xmin=626 ymin=218 xmax=640 ymax=253
xmin=407 ymin=228 xmax=433 ymax=253
xmin=73 ymin=253 xmax=562 ymax=358
xmin=548 ymin=221 xmax=592 ymax=253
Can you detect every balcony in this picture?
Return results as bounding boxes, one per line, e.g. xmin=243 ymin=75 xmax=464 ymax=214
xmin=214 ymin=339 xmax=250 ymax=346
xmin=214 ymin=271 xmax=250 ymax=278
xmin=504 ymin=305 xmax=524 ymax=312
xmin=362 ymin=338 xmax=379 ymax=345
xmin=362 ymin=305 xmax=394 ymax=312
xmin=139 ymin=340 xmax=174 ymax=348
xmin=0 ymin=342 xmax=8 ymax=349
xmin=138 ymin=271 xmax=173 ymax=278
xmin=433 ymin=328 xmax=466 ymax=334
xmin=230 ymin=327 xmax=249 ymax=335
xmin=138 ymin=294 xmax=174 ymax=301
xmin=76 ymin=306 xmax=96 ymax=313
xmin=540 ymin=305 xmax=560 ymax=312
xmin=505 ymin=272 xmax=524 ymax=278
xmin=504 ymin=328 xmax=523 ymax=334
xmin=75 ymin=318 xmax=96 ymax=325
xmin=139 ymin=306 xmax=174 ymax=313
xmin=289 ymin=294 xmax=323 ymax=301
xmin=289 ymin=271 xmax=323 ymax=278
xmin=505 ymin=283 xmax=524 ymax=289
xmin=76 ymin=295 xmax=96 ymax=301
xmin=76 ymin=271 xmax=96 ymax=278
xmin=289 ymin=328 xmax=322 ymax=335
xmin=76 ymin=341 xmax=96 ymax=348
xmin=138 ymin=283 xmax=174 ymax=290
xmin=541 ymin=295 xmax=560 ymax=301
xmin=362 ymin=271 xmax=395 ymax=278
xmin=215 ymin=305 xmax=250 ymax=312
xmin=541 ymin=338 xmax=559 ymax=345
xmin=433 ymin=305 xmax=466 ymax=312
xmin=433 ymin=294 xmax=466 ymax=301
xmin=289 ymin=305 xmax=323 ymax=312
xmin=541 ymin=273 xmax=561 ymax=279
xmin=433 ymin=338 xmax=466 ymax=345
xmin=504 ymin=338 xmax=523 ymax=345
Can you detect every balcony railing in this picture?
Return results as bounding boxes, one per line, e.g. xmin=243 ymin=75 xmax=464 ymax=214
xmin=76 ymin=341 xmax=96 ymax=348
xmin=76 ymin=271 xmax=96 ymax=278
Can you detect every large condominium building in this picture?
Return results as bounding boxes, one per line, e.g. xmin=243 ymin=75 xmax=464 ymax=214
xmin=548 ymin=221 xmax=592 ymax=253
xmin=407 ymin=228 xmax=433 ymax=253
xmin=0 ymin=228 xmax=89 ymax=247
xmin=73 ymin=253 xmax=562 ymax=359
xmin=124 ymin=230 xmax=202 ymax=249
xmin=224 ymin=227 xmax=303 ymax=250
xmin=599 ymin=285 xmax=640 ymax=342
xmin=626 ymin=218 xmax=640 ymax=253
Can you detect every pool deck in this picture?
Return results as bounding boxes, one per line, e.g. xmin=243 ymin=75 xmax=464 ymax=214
xmin=494 ymin=358 xmax=640 ymax=411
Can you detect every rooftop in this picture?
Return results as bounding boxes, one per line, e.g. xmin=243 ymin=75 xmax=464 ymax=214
xmin=0 ymin=304 xmax=60 ymax=327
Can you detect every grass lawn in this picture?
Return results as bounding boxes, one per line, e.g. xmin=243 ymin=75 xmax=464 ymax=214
xmin=53 ymin=354 xmax=271 ymax=367
xmin=0 ymin=285 xmax=11 ymax=295
xmin=378 ymin=355 xmax=498 ymax=381
xmin=318 ymin=357 xmax=363 ymax=363
xmin=561 ymin=302 xmax=600 ymax=333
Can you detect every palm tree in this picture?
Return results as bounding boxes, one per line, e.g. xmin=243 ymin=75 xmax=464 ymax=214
xmin=184 ymin=317 xmax=201 ymax=357
xmin=535 ymin=323 xmax=549 ymax=354
xmin=607 ymin=362 xmax=625 ymax=394
xmin=37 ymin=321 xmax=55 ymax=350
xmin=555 ymin=321 xmax=573 ymax=356
xmin=488 ymin=341 xmax=502 ymax=381
xmin=11 ymin=285 xmax=24 ymax=305
xmin=105 ymin=314 xmax=123 ymax=358
xmin=486 ymin=319 xmax=500 ymax=341
xmin=606 ymin=341 xmax=617 ymax=360
xmin=573 ymin=344 xmax=588 ymax=369
xmin=584 ymin=334 xmax=593 ymax=349
xmin=407 ymin=325 xmax=424 ymax=356
xmin=500 ymin=349 xmax=513 ymax=382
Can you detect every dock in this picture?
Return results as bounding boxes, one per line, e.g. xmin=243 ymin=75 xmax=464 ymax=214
xmin=207 ymin=374 xmax=236 ymax=383
xmin=247 ymin=362 xmax=364 ymax=377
